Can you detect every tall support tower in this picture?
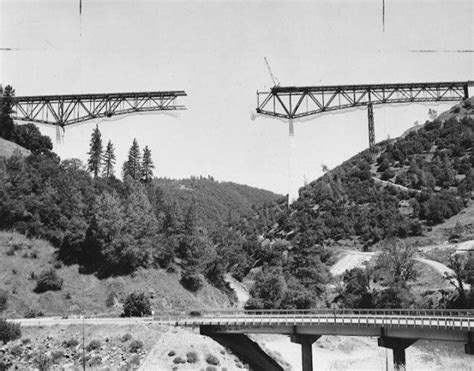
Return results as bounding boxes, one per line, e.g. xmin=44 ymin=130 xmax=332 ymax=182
xmin=367 ymin=102 xmax=375 ymax=151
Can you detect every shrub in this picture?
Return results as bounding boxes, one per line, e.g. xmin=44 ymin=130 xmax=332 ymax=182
xmin=128 ymin=354 xmax=140 ymax=367
xmin=86 ymin=339 xmax=101 ymax=351
xmin=180 ymin=268 xmax=203 ymax=292
xmin=62 ymin=338 xmax=79 ymax=348
xmin=168 ymin=350 xmax=176 ymax=357
xmin=189 ymin=310 xmax=202 ymax=317
xmin=0 ymin=360 xmax=9 ymax=371
xmin=129 ymin=339 xmax=143 ymax=353
xmin=0 ymin=289 xmax=7 ymax=313
xmin=88 ymin=355 xmax=102 ymax=367
xmin=24 ymin=309 xmax=44 ymax=318
xmin=0 ymin=318 xmax=21 ymax=343
xmin=173 ymin=356 xmax=185 ymax=364
xmin=105 ymin=292 xmax=116 ymax=307
xmin=186 ymin=351 xmax=199 ymax=363
xmin=205 ymin=353 xmax=220 ymax=366
xmin=9 ymin=344 xmax=22 ymax=357
xmin=34 ymin=268 xmax=63 ymax=293
xmin=121 ymin=291 xmax=151 ymax=317
xmin=51 ymin=349 xmax=64 ymax=362
xmin=121 ymin=333 xmax=132 ymax=342
xmin=32 ymin=352 xmax=52 ymax=371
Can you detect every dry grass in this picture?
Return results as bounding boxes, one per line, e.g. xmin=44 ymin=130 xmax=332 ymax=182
xmin=0 ymin=231 xmax=231 ymax=318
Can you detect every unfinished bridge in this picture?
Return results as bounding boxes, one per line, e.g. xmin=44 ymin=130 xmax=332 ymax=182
xmin=158 ymin=308 xmax=474 ymax=371
xmin=257 ymin=81 xmax=472 ymax=150
xmin=256 ymin=80 xmax=473 ymax=203
xmin=7 ymin=90 xmax=187 ymax=127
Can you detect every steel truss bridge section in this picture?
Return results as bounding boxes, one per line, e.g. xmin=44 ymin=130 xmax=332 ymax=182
xmin=257 ymin=81 xmax=472 ymax=150
xmin=7 ymin=90 xmax=187 ymax=127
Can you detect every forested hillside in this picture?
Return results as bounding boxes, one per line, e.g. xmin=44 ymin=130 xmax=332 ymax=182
xmin=154 ymin=177 xmax=281 ymax=233
xmin=1 ymin=83 xmax=473 ymax=315
xmin=0 ymin=84 xmax=280 ymax=309
xmin=264 ymin=99 xmax=474 ymax=249
xmin=227 ymin=98 xmax=474 ymax=310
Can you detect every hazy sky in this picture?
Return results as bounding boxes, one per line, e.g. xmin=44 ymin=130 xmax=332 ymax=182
xmin=1 ymin=0 xmax=473 ymax=194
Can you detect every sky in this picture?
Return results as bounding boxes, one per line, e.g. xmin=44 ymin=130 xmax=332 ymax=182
xmin=1 ymin=0 xmax=473 ymax=195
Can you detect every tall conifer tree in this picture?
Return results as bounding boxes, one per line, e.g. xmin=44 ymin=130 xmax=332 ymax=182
xmin=123 ymin=138 xmax=141 ymax=180
xmin=0 ymin=85 xmax=15 ymax=140
xmin=87 ymin=125 xmax=103 ymax=178
xmin=141 ymin=145 xmax=154 ymax=183
xmin=102 ymin=140 xmax=116 ymax=178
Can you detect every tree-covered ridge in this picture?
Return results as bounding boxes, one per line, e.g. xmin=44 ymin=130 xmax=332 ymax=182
xmin=231 ymin=106 xmax=474 ymax=309
xmin=276 ymin=115 xmax=474 ymax=248
xmin=153 ymin=177 xmax=282 ymax=233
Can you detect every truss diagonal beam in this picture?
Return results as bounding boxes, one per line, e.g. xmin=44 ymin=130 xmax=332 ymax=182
xmin=257 ymin=81 xmax=472 ymax=119
xmin=5 ymin=90 xmax=187 ymax=127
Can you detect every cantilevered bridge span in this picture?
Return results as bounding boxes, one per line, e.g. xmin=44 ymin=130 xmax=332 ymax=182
xmin=257 ymin=81 xmax=473 ymax=150
xmin=8 ymin=90 xmax=187 ymax=127
xmin=158 ymin=308 xmax=474 ymax=371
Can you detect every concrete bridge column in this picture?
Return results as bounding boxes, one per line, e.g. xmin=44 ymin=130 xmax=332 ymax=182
xmin=465 ymin=331 xmax=474 ymax=354
xmin=378 ymin=336 xmax=417 ymax=371
xmin=290 ymin=334 xmax=321 ymax=371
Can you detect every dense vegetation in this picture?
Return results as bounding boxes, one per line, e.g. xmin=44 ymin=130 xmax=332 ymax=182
xmin=0 ymin=84 xmax=281 ymax=302
xmin=231 ymin=101 xmax=474 ymax=309
xmin=1 ymin=84 xmax=473 ymax=310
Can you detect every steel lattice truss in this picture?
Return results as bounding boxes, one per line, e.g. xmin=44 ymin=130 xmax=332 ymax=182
xmin=257 ymin=81 xmax=471 ymax=119
xmin=8 ymin=90 xmax=187 ymax=127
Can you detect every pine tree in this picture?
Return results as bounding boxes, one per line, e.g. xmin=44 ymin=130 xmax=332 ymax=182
xmin=141 ymin=145 xmax=154 ymax=183
xmin=87 ymin=125 xmax=103 ymax=178
xmin=0 ymin=85 xmax=15 ymax=140
xmin=102 ymin=140 xmax=116 ymax=178
xmin=123 ymin=138 xmax=141 ymax=180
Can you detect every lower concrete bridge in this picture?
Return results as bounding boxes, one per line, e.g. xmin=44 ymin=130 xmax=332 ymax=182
xmin=156 ymin=309 xmax=474 ymax=371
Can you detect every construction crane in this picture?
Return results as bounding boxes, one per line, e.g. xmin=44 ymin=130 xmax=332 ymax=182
xmin=264 ymin=57 xmax=280 ymax=87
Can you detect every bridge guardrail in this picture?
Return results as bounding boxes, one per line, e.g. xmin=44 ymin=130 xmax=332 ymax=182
xmin=154 ymin=309 xmax=474 ymax=332
xmin=179 ymin=308 xmax=474 ymax=317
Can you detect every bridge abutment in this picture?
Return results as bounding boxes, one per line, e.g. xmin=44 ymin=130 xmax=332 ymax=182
xmin=290 ymin=334 xmax=321 ymax=371
xmin=378 ymin=335 xmax=417 ymax=371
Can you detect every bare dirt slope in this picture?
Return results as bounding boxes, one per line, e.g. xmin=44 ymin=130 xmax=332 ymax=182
xmin=329 ymin=251 xmax=376 ymax=276
xmin=0 ymin=138 xmax=30 ymax=157
xmin=224 ymin=273 xmax=250 ymax=308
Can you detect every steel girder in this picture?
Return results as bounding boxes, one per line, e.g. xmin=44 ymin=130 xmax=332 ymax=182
xmin=256 ymin=81 xmax=472 ymax=119
xmin=6 ymin=90 xmax=187 ymax=127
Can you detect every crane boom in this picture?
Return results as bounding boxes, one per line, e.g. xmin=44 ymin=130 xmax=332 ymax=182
xmin=264 ymin=57 xmax=280 ymax=87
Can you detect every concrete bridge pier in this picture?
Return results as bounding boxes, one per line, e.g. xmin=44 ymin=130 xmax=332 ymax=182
xmin=290 ymin=334 xmax=321 ymax=371
xmin=465 ymin=331 xmax=474 ymax=354
xmin=378 ymin=336 xmax=417 ymax=371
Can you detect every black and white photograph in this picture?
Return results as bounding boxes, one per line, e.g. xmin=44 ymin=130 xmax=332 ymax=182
xmin=0 ymin=0 xmax=473 ymax=370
